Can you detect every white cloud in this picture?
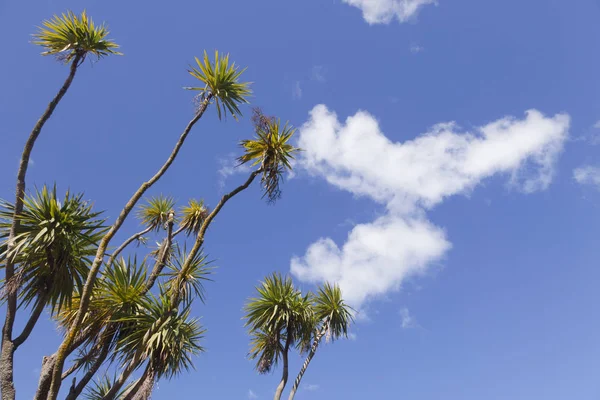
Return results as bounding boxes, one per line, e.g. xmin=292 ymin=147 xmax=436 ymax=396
xmin=342 ymin=0 xmax=436 ymax=24
xmin=399 ymin=307 xmax=417 ymax=329
xmin=291 ymin=105 xmax=570 ymax=309
xmin=292 ymin=215 xmax=450 ymax=306
xmin=217 ymin=154 xmax=251 ymax=189
xmin=348 ymin=332 xmax=358 ymax=340
xmin=248 ymin=389 xmax=258 ymax=399
xmin=293 ymin=81 xmax=303 ymax=99
xmin=573 ymin=165 xmax=600 ymax=189
xmin=305 ymin=384 xmax=320 ymax=391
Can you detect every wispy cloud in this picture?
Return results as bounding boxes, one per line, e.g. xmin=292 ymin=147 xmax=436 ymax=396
xmin=305 ymin=384 xmax=320 ymax=391
xmin=293 ymin=81 xmax=303 ymax=99
xmin=409 ymin=43 xmax=424 ymax=53
xmin=348 ymin=332 xmax=358 ymax=341
xmin=217 ymin=154 xmax=251 ymax=189
xmin=399 ymin=307 xmax=418 ymax=329
xmin=248 ymin=389 xmax=258 ymax=399
xmin=588 ymin=121 xmax=600 ymax=145
xmin=291 ymin=105 xmax=569 ymax=309
xmin=574 ymin=165 xmax=600 ymax=189
xmin=311 ymin=66 xmax=326 ymax=83
xmin=343 ymin=0 xmax=437 ymax=24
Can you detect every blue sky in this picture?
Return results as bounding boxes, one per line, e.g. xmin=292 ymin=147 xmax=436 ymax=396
xmin=1 ymin=0 xmax=600 ymax=399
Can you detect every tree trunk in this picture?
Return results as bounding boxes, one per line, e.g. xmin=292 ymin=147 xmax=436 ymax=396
xmin=0 ymin=53 xmax=82 ymax=400
xmin=0 ymin=341 xmax=15 ymax=400
xmin=33 ymin=355 xmax=57 ymax=400
xmin=34 ymin=330 xmax=92 ymax=400
xmin=287 ymin=323 xmax=328 ymax=400
xmin=47 ymin=95 xmax=213 ymax=400
xmin=131 ymin=372 xmax=154 ymax=400
xmin=122 ymin=362 xmax=154 ymax=400
xmin=274 ymin=333 xmax=292 ymax=400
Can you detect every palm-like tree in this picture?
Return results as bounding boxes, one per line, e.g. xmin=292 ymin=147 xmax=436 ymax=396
xmin=104 ymin=293 xmax=205 ymax=400
xmin=2 ymin=11 xmax=119 ymax=399
xmin=59 ymin=257 xmax=148 ymax=400
xmin=287 ymin=283 xmax=353 ymax=400
xmin=32 ymin=10 xmax=121 ymax=63
xmin=244 ymin=274 xmax=313 ymax=400
xmin=48 ymin=50 xmax=251 ymax=400
xmin=185 ymin=50 xmax=252 ymax=120
xmin=167 ymin=119 xmax=300 ymax=309
xmin=163 ymin=246 xmax=213 ymax=306
xmin=103 ymin=196 xmax=177 ymax=274
xmin=0 ymin=186 xmax=105 ymax=328
xmin=178 ymin=199 xmax=209 ymax=235
xmin=239 ymin=109 xmax=300 ymax=202
xmin=136 ymin=196 xmax=176 ymax=233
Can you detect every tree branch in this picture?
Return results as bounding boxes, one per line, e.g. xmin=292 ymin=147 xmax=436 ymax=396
xmin=47 ymin=95 xmax=214 ymax=400
xmin=2 ymin=52 xmax=82 ymax=400
xmin=141 ymin=217 xmax=174 ymax=296
xmin=64 ymin=331 xmax=114 ymax=400
xmin=12 ymin=290 xmax=49 ymax=348
xmin=171 ymin=168 xmax=261 ymax=306
xmin=105 ymin=225 xmax=154 ymax=269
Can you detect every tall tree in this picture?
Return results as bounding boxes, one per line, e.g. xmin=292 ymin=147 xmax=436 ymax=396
xmin=287 ymin=283 xmax=353 ymax=400
xmin=46 ymin=50 xmax=251 ymax=400
xmin=0 ymin=11 xmax=119 ymax=400
xmin=244 ymin=274 xmax=313 ymax=400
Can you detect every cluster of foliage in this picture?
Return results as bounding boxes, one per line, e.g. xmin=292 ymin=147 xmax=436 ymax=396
xmin=244 ymin=275 xmax=353 ymax=400
xmin=0 ymin=10 xmax=352 ymax=400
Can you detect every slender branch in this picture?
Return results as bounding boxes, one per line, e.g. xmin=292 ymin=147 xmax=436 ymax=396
xmin=140 ymin=216 xmax=174 ymax=295
xmin=64 ymin=331 xmax=114 ymax=400
xmin=274 ymin=332 xmax=292 ymax=400
xmin=47 ymin=95 xmax=213 ymax=400
xmin=173 ymin=225 xmax=185 ymax=236
xmin=100 ymin=354 xmax=140 ymax=400
xmin=287 ymin=320 xmax=329 ymax=400
xmin=105 ymin=225 xmax=154 ymax=269
xmin=171 ymin=168 xmax=261 ymax=306
xmin=104 ymin=169 xmax=263 ymax=397
xmin=60 ymin=360 xmax=82 ymax=381
xmin=12 ymin=291 xmax=50 ymax=348
xmin=1 ymin=52 xmax=83 ymax=400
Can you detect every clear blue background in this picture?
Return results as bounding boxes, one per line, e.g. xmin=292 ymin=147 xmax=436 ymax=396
xmin=1 ymin=0 xmax=599 ymax=399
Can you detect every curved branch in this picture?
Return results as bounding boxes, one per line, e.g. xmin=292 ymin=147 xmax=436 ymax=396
xmin=64 ymin=331 xmax=114 ymax=400
xmin=141 ymin=218 xmax=174 ymax=296
xmin=171 ymin=168 xmax=261 ymax=305
xmin=287 ymin=320 xmax=329 ymax=400
xmin=47 ymin=95 xmax=214 ymax=400
xmin=13 ymin=290 xmax=49 ymax=348
xmin=2 ymin=53 xmax=83 ymax=400
xmin=105 ymin=225 xmax=154 ymax=269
